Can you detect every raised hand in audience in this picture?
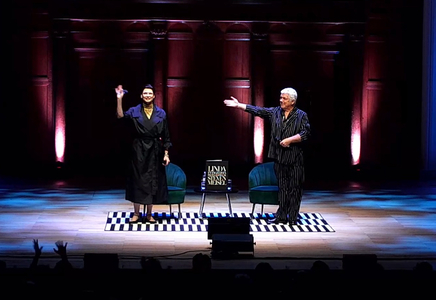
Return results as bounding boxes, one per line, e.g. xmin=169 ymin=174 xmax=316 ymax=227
xmin=30 ymin=239 xmax=43 ymax=269
xmin=53 ymin=240 xmax=73 ymax=271
xmin=53 ymin=240 xmax=68 ymax=258
xmin=33 ymin=239 xmax=43 ymax=257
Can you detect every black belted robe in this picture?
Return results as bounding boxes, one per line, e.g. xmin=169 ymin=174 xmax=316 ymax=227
xmin=122 ymin=103 xmax=172 ymax=205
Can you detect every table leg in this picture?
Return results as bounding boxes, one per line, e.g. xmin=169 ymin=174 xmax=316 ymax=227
xmin=226 ymin=193 xmax=232 ymax=216
xmin=199 ymin=193 xmax=206 ymax=217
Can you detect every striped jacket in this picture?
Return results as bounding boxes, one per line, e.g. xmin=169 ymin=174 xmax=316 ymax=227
xmin=245 ymin=104 xmax=311 ymax=165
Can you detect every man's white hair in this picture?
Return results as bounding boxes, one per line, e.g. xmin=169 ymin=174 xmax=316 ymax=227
xmin=281 ymin=87 xmax=298 ymax=101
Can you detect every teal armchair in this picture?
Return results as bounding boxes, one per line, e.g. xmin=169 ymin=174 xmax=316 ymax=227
xmin=144 ymin=163 xmax=187 ymax=219
xmin=165 ymin=163 xmax=187 ymax=218
xmin=248 ymin=162 xmax=279 ymax=215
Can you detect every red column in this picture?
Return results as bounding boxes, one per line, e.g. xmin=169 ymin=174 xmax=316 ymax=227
xmin=150 ymin=22 xmax=168 ymax=109
xmin=251 ymin=23 xmax=269 ymax=163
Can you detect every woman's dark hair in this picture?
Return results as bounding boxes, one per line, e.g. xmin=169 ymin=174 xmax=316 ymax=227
xmin=144 ymin=84 xmax=155 ymax=94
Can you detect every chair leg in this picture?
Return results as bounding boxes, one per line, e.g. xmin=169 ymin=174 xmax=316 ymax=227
xmin=251 ymin=204 xmax=255 ymax=216
xmin=261 ymin=204 xmax=264 ymax=215
xmin=178 ymin=204 xmax=181 ymax=219
xmin=169 ymin=205 xmax=172 ymax=217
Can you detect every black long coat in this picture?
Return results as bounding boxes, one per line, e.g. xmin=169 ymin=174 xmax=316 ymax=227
xmin=122 ymin=103 xmax=172 ymax=205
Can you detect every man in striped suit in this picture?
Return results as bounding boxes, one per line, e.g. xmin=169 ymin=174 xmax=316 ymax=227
xmin=224 ymin=87 xmax=311 ymax=225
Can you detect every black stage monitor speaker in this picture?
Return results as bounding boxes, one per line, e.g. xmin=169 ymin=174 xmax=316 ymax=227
xmin=207 ymin=217 xmax=250 ymax=240
xmin=212 ymin=233 xmax=254 ymax=255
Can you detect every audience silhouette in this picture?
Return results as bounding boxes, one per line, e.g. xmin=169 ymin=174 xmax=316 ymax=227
xmin=191 ymin=253 xmax=212 ymax=273
xmin=1 ymin=241 xmax=434 ymax=300
xmin=231 ymin=272 xmax=254 ymax=297
xmin=189 ymin=253 xmax=213 ymax=293
xmin=136 ymin=256 xmax=165 ymax=300
xmin=410 ymin=261 xmax=435 ymax=297
xmin=252 ymin=262 xmax=281 ymax=296
xmin=13 ymin=239 xmax=76 ymax=300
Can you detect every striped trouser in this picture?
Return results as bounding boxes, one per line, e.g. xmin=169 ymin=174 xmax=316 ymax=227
xmin=273 ymin=161 xmax=304 ymax=221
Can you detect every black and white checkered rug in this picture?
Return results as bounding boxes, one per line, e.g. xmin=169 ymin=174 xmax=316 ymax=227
xmin=105 ymin=212 xmax=335 ymax=232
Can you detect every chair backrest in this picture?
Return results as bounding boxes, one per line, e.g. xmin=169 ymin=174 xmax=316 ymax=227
xmin=166 ymin=163 xmax=187 ymax=189
xmin=248 ymin=162 xmax=277 ymax=188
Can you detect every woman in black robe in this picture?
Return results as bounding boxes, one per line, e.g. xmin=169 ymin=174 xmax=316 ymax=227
xmin=116 ymin=84 xmax=172 ymax=223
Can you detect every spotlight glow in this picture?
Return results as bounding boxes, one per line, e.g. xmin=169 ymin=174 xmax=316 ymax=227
xmin=351 ymin=128 xmax=360 ymax=165
xmin=55 ymin=119 xmax=65 ymax=162
xmin=254 ymin=118 xmax=264 ymax=163
xmin=55 ymin=91 xmax=66 ymax=163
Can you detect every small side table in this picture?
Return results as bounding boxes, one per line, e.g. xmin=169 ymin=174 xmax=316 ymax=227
xmin=194 ymin=188 xmax=239 ymax=216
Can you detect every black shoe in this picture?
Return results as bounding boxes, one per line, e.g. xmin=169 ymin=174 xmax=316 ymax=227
xmin=289 ymin=220 xmax=297 ymax=226
xmin=267 ymin=217 xmax=288 ymax=225
xmin=144 ymin=216 xmax=157 ymax=224
xmin=128 ymin=215 xmax=141 ymax=224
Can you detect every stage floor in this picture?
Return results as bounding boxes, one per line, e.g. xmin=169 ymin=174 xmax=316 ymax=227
xmin=0 ymin=174 xmax=435 ymax=272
